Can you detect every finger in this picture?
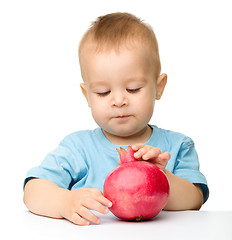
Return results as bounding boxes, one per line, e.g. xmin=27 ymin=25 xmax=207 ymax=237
xmin=143 ymin=148 xmax=162 ymax=160
xmin=133 ymin=145 xmax=150 ymax=159
xmin=71 ymin=212 xmax=90 ymax=226
xmin=97 ymin=195 xmax=112 ymax=208
xmin=85 ymin=188 xmax=112 ymax=208
xmin=83 ymin=197 xmax=109 ymax=215
xmin=154 ymin=153 xmax=170 ymax=170
xmin=158 ymin=152 xmax=171 ymax=160
xmin=94 ymin=189 xmax=112 ymax=207
xmin=134 ymin=145 xmax=159 ymax=159
xmin=131 ymin=143 xmax=144 ymax=151
xmin=79 ymin=206 xmax=101 ymax=225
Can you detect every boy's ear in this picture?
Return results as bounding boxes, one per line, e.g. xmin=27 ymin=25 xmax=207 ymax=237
xmin=80 ymin=83 xmax=90 ymax=107
xmin=156 ymin=73 xmax=167 ymax=100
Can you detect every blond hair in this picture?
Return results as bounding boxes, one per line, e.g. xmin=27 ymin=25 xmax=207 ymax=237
xmin=79 ymin=12 xmax=161 ymax=79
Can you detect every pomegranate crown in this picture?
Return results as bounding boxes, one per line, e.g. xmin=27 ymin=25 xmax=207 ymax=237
xmin=116 ymin=146 xmax=136 ymax=164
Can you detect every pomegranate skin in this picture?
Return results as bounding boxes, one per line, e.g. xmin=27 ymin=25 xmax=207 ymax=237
xmin=104 ymin=160 xmax=169 ymax=221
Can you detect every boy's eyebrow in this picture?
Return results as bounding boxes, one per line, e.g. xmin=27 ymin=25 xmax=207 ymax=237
xmin=88 ymin=81 xmax=108 ymax=88
xmin=126 ymin=77 xmax=148 ymax=83
xmin=88 ymin=77 xmax=148 ymax=88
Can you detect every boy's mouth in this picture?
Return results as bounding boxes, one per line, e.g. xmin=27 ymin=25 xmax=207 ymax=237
xmin=115 ymin=115 xmax=131 ymax=119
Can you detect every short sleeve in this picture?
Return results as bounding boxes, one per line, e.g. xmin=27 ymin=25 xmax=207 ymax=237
xmin=24 ymin=139 xmax=88 ymax=190
xmin=173 ymin=137 xmax=209 ymax=203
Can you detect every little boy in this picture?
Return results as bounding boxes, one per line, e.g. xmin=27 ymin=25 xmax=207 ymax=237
xmin=23 ymin=12 xmax=209 ymax=226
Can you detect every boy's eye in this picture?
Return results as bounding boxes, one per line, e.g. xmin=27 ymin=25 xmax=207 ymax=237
xmin=126 ymin=88 xmax=141 ymax=93
xmin=97 ymin=91 xmax=111 ymax=97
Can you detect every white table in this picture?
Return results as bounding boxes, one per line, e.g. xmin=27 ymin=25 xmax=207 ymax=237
xmin=5 ymin=210 xmax=232 ymax=240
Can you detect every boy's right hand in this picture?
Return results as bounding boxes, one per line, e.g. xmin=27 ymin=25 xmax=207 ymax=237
xmin=59 ymin=188 xmax=112 ymax=225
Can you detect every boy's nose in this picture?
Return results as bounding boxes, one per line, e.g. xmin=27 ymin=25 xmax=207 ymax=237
xmin=111 ymin=91 xmax=128 ymax=107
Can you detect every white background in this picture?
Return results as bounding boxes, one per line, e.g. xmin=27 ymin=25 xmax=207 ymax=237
xmin=0 ymin=0 xmax=231 ymax=216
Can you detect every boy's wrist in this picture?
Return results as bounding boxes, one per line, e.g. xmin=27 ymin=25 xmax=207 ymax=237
xmin=58 ymin=188 xmax=70 ymax=219
xmin=163 ymin=168 xmax=168 ymax=175
xmin=163 ymin=169 xmax=173 ymax=182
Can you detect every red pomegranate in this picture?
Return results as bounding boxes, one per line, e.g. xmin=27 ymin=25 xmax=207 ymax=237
xmin=103 ymin=146 xmax=169 ymax=221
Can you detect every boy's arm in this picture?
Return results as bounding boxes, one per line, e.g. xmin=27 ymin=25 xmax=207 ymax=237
xmin=163 ymin=169 xmax=203 ymax=210
xmin=23 ymin=178 xmax=112 ymax=225
xmin=23 ymin=178 xmax=67 ymax=219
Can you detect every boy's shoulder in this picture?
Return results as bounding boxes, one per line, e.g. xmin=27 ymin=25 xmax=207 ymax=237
xmin=56 ymin=128 xmax=103 ymax=156
xmin=150 ymin=125 xmax=194 ymax=147
xmin=62 ymin=128 xmax=101 ymax=144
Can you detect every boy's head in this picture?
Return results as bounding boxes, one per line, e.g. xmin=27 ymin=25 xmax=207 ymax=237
xmin=78 ymin=13 xmax=167 ymax=144
xmin=79 ymin=12 xmax=161 ymax=80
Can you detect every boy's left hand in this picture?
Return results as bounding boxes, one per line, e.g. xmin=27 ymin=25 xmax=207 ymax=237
xmin=131 ymin=144 xmax=170 ymax=170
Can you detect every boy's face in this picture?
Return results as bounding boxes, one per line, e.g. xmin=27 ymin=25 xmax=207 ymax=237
xmin=80 ymin=43 xmax=166 ymax=143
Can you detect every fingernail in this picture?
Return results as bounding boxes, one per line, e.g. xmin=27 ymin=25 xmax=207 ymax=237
xmin=104 ymin=208 xmax=109 ymax=214
xmin=86 ymin=221 xmax=90 ymax=225
xmin=143 ymin=154 xmax=149 ymax=159
xmin=132 ymin=145 xmax=138 ymax=150
xmin=96 ymin=218 xmax=101 ymax=224
xmin=108 ymin=202 xmax=112 ymax=207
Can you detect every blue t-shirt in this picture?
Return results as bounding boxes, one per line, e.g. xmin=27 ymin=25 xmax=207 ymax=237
xmin=24 ymin=125 xmax=209 ymax=203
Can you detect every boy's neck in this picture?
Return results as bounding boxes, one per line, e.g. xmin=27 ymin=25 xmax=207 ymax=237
xmin=102 ymin=125 xmax=153 ymax=145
